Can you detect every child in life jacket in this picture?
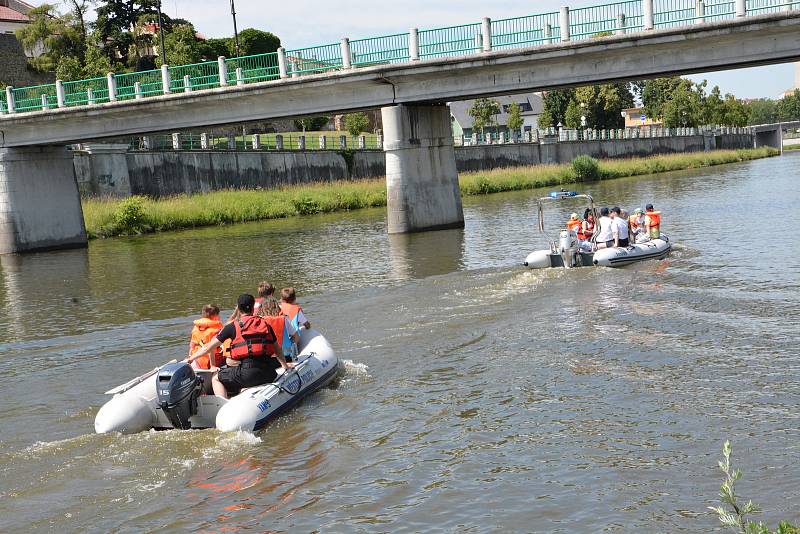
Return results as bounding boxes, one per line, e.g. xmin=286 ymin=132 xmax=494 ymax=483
xmin=254 ymin=281 xmax=281 ymax=317
xmin=279 ymin=287 xmax=311 ymax=331
xmin=189 ymin=304 xmax=225 ymax=370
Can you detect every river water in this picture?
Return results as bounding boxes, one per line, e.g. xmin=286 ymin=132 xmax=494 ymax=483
xmin=1 ymin=154 xmax=798 ymax=532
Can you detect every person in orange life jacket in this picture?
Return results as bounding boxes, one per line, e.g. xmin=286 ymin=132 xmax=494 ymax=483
xmin=256 ymin=287 xmax=302 ymax=362
xmin=566 ymin=212 xmax=582 ymax=235
xmin=279 ymin=287 xmax=311 ymax=331
xmin=578 ymin=209 xmax=595 ymax=241
xmin=629 ymin=207 xmax=645 ymax=241
xmin=187 ymin=294 xmax=293 ymax=399
xmin=644 ymin=203 xmax=661 ymax=239
xmin=254 ymin=281 xmax=281 ymax=317
xmin=610 ymin=206 xmax=629 ymax=247
xmin=188 ymin=304 xmax=225 ymax=370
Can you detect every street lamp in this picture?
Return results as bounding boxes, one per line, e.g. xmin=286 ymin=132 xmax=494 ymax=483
xmin=230 ymin=0 xmax=241 ymax=57
xmin=156 ymin=0 xmax=167 ymax=66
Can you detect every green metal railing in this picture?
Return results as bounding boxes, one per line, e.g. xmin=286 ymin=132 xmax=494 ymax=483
xmin=419 ymin=22 xmax=482 ymax=58
xmin=492 ymin=12 xmax=561 ymax=48
xmin=0 ymin=0 xmax=794 ymax=116
xmin=351 ymin=33 xmax=410 ymax=66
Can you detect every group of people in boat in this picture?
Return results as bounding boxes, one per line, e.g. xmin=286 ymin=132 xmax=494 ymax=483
xmin=184 ymin=282 xmax=311 ymax=399
xmin=566 ymin=203 xmax=662 ymax=250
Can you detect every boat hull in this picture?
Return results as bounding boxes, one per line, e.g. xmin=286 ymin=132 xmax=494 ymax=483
xmin=95 ymin=329 xmax=338 ymax=434
xmin=523 ymin=237 xmax=671 ymax=269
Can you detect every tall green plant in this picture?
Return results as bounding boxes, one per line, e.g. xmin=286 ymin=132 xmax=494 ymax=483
xmin=468 ymin=98 xmax=501 ymax=134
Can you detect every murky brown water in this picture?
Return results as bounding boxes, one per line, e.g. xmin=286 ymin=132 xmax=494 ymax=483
xmin=1 ymin=154 xmax=798 ymax=532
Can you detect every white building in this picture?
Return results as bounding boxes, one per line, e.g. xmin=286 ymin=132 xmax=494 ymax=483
xmin=0 ymin=0 xmax=32 ymax=36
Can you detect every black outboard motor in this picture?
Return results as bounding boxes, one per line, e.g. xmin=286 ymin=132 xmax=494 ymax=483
xmin=156 ymin=362 xmax=202 ymax=430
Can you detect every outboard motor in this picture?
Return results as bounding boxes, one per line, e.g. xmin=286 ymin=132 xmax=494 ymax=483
xmin=558 ymin=229 xmax=578 ymax=268
xmin=156 ymin=362 xmax=202 ymax=430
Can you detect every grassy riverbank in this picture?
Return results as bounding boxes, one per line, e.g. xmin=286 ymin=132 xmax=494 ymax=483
xmin=83 ymin=147 xmax=778 ymax=239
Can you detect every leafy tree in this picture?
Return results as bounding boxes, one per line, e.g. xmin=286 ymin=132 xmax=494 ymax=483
xmin=199 ymin=38 xmax=232 ymax=60
xmin=564 ymin=99 xmax=583 ymax=129
xmin=642 ymin=77 xmax=683 ymax=122
xmin=238 ymin=29 xmax=281 ymax=57
xmin=662 ymin=79 xmax=703 ymax=127
xmin=468 ymin=98 xmax=501 ymax=134
xmin=575 ymin=83 xmax=634 ymax=129
xmin=294 ymin=116 xmax=330 ymax=132
xmin=703 ymin=85 xmax=726 ymax=125
xmin=343 ymin=112 xmax=370 ymax=137
xmin=777 ymin=90 xmax=800 ymax=121
xmin=95 ymin=0 xmax=160 ymax=66
xmin=506 ymin=102 xmax=524 ymax=133
xmin=720 ymin=94 xmax=749 ymax=127
xmin=16 ymin=5 xmax=83 ymax=74
xmin=538 ymin=88 xmax=575 ymax=128
xmin=745 ymin=99 xmax=778 ymax=125
xmin=163 ymin=24 xmax=201 ymax=66
xmin=83 ymin=30 xmax=113 ymax=77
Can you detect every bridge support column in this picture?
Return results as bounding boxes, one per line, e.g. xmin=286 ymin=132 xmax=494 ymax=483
xmin=0 ymin=146 xmax=87 ymax=254
xmin=382 ymin=103 xmax=464 ymax=234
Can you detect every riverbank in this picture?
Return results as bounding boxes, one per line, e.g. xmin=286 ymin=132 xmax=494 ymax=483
xmin=83 ymin=147 xmax=778 ymax=238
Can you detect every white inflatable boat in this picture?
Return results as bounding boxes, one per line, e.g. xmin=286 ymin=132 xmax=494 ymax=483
xmin=523 ymin=190 xmax=671 ymax=269
xmin=95 ymin=328 xmax=338 ymax=434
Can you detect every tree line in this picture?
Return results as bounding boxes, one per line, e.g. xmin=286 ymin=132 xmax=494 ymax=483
xmin=15 ymin=1 xmax=280 ymax=81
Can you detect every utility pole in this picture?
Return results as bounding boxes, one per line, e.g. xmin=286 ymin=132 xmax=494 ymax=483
xmin=230 ymin=0 xmax=241 ymax=57
xmin=157 ymin=0 xmax=167 ymax=66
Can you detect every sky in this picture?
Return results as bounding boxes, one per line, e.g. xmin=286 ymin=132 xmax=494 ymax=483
xmin=42 ymin=0 xmax=799 ymax=99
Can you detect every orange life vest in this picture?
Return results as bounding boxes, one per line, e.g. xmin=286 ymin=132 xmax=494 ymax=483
xmin=279 ymin=302 xmax=302 ymax=322
xmin=645 ymin=210 xmax=661 ymax=237
xmin=190 ymin=317 xmax=224 ymax=369
xmin=629 ymin=215 xmax=642 ymax=233
xmin=578 ymin=219 xmax=594 ymax=240
xmin=262 ymin=315 xmax=286 ymax=351
xmin=566 ymin=219 xmax=582 ymax=234
xmin=228 ymin=315 xmax=277 ymax=361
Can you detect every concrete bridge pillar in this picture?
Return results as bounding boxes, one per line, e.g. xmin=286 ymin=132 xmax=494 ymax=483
xmin=382 ymin=103 xmax=464 ymax=234
xmin=0 ymin=146 xmax=87 ymax=254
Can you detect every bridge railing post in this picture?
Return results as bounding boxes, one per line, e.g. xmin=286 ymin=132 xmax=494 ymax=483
xmin=172 ymin=133 xmax=181 ymax=150
xmin=544 ymin=24 xmax=552 ymax=44
xmin=183 ymin=75 xmax=192 ymax=93
xmin=559 ymin=7 xmax=571 ymax=42
xmin=87 ymin=88 xmax=95 ymax=105
xmin=200 ymin=133 xmax=210 ymax=150
xmin=134 ymin=82 xmax=143 ymax=100
xmin=106 ymin=73 xmax=117 ymax=102
xmin=696 ymin=0 xmax=706 ymax=23
xmin=277 ymin=47 xmax=288 ymax=78
xmin=6 ymin=85 xmax=17 ymax=113
xmin=735 ymin=0 xmax=746 ymax=17
xmin=643 ymin=0 xmax=654 ymax=30
xmin=161 ymin=64 xmax=171 ymax=94
xmin=235 ymin=67 xmax=244 ymax=86
xmin=341 ymin=38 xmax=352 ymax=69
xmin=56 ymin=80 xmax=65 ymax=108
xmin=616 ymin=13 xmax=627 ymax=35
xmin=218 ymin=56 xmax=229 ymax=86
xmin=41 ymin=94 xmax=49 ymax=110
xmin=481 ymin=17 xmax=492 ymax=52
xmin=409 ymin=28 xmax=420 ymax=60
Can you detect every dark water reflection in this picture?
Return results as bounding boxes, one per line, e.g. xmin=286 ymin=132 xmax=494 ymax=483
xmin=0 ymin=154 xmax=798 ymax=532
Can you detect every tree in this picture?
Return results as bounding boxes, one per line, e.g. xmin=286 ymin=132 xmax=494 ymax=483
xmin=16 ymin=5 xmax=82 ymax=74
xmin=720 ymin=94 xmax=749 ymax=127
xmin=662 ymin=79 xmax=703 ymax=127
xmin=574 ymin=83 xmax=634 ymax=129
xmin=294 ymin=116 xmax=330 ymax=132
xmin=745 ymin=99 xmax=778 ymax=125
xmin=538 ymin=88 xmax=575 ymax=128
xmin=95 ymin=0 xmax=160 ymax=67
xmin=199 ymin=38 xmax=232 ymax=61
xmin=506 ymin=101 xmax=524 ymax=133
xmin=163 ymin=24 xmax=201 ymax=66
xmin=642 ymin=77 xmax=683 ymax=122
xmin=564 ymin=99 xmax=583 ymax=129
xmin=777 ymin=89 xmax=800 ymax=121
xmin=237 ymin=29 xmax=281 ymax=57
xmin=468 ymin=97 xmax=501 ymax=134
xmin=343 ymin=112 xmax=370 ymax=137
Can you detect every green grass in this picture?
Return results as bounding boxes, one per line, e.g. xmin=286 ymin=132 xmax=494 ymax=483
xmin=82 ymin=147 xmax=778 ymax=239
xmin=783 ymin=144 xmax=800 ymax=151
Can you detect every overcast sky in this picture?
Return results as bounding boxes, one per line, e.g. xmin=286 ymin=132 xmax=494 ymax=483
xmin=46 ymin=0 xmax=798 ymax=99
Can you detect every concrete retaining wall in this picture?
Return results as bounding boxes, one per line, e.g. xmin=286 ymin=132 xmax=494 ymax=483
xmin=74 ymin=134 xmax=754 ymax=198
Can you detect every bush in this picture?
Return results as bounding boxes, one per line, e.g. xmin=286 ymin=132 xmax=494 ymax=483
xmin=571 ymin=155 xmax=600 ymax=181
xmin=112 ymin=196 xmax=148 ymax=235
xmin=292 ymin=195 xmax=322 ymax=215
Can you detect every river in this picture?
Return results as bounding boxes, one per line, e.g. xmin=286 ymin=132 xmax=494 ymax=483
xmin=0 ymin=153 xmax=798 ymax=532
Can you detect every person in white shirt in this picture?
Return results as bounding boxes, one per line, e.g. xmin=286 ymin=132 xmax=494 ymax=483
xmin=610 ymin=206 xmax=629 ymax=247
xmin=595 ymin=207 xmax=614 ymax=249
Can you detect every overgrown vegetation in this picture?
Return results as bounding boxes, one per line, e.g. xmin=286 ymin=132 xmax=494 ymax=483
xmin=82 ymin=148 xmax=778 ymax=239
xmin=571 ymin=155 xmax=600 ymax=181
xmin=709 ymin=441 xmax=799 ymax=534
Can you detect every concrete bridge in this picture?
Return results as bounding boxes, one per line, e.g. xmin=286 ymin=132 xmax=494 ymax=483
xmin=751 ymin=120 xmax=800 ymax=150
xmin=1 ymin=2 xmax=800 ymax=253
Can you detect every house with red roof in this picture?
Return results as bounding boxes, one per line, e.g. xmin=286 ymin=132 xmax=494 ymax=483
xmin=0 ymin=0 xmax=33 ymax=36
